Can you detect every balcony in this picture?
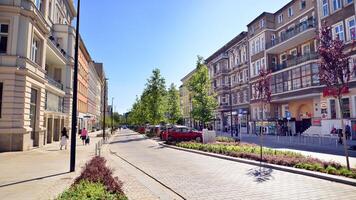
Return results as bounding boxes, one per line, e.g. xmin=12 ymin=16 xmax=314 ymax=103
xmin=214 ymin=68 xmax=230 ymax=76
xmin=270 ymin=52 xmax=319 ymax=72
xmin=46 ymin=75 xmax=63 ymax=90
xmin=266 ymin=18 xmax=317 ymax=53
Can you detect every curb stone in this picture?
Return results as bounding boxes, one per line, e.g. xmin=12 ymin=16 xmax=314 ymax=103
xmin=159 ymin=142 xmax=356 ymax=187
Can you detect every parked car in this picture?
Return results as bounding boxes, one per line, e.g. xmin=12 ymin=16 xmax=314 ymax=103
xmin=161 ymin=125 xmax=203 ymax=142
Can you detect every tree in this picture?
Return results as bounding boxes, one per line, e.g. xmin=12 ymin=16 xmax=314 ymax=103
xmin=253 ymin=68 xmax=272 ymax=163
xmin=166 ymin=83 xmax=182 ymax=124
xmin=188 ymin=56 xmax=218 ymax=128
xmin=317 ymin=25 xmax=355 ymax=170
xmin=145 ymin=68 xmax=166 ymax=125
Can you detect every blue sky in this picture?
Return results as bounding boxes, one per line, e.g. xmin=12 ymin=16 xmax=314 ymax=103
xmin=79 ymin=0 xmax=290 ymax=114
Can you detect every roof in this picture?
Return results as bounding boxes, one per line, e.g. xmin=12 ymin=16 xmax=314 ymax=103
xmin=246 ymin=12 xmax=273 ymax=27
xmin=205 ymin=31 xmax=248 ymax=63
xmin=180 ymin=68 xmax=196 ymax=82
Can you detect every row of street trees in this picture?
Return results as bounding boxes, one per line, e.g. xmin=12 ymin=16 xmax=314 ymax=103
xmin=127 ymin=69 xmax=182 ymax=125
xmin=127 ymin=56 xmax=218 ymax=128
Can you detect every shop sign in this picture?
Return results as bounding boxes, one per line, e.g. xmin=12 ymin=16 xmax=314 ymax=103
xmin=323 ymin=87 xmax=349 ymax=97
xmin=320 ymin=102 xmax=327 ymax=109
xmin=312 ymin=118 xmax=322 ymax=126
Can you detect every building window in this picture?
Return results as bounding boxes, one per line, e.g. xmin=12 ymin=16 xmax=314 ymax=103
xmin=330 ymin=99 xmax=337 ymax=119
xmin=34 ymin=0 xmax=43 ymax=12
xmin=0 ymin=82 xmax=2 ymax=118
xmin=311 ymin=63 xmax=320 ymax=85
xmin=31 ymin=37 xmax=40 ymax=64
xmin=288 ymin=7 xmax=294 ymax=17
xmin=322 ymin=0 xmax=329 ymax=17
xmin=270 ymin=76 xmax=276 ymax=94
xmin=301 ymin=65 xmax=311 ymax=87
xmin=342 ymin=98 xmax=351 ymax=118
xmin=276 ymin=73 xmax=283 ymax=93
xmin=345 ymin=0 xmax=353 ymax=4
xmin=300 ymin=0 xmax=306 ymax=9
xmin=346 ymin=17 xmax=356 ymax=41
xmin=334 ymin=23 xmax=345 ymax=41
xmin=283 ymin=71 xmax=292 ymax=92
xmin=292 ymin=67 xmax=301 ymax=89
xmin=260 ymin=19 xmax=265 ymax=28
xmin=302 ymin=43 xmax=311 ymax=55
xmin=333 ymin=0 xmax=342 ymax=11
xmin=278 ymin=14 xmax=283 ymax=23
xmin=0 ymin=24 xmax=8 ymax=53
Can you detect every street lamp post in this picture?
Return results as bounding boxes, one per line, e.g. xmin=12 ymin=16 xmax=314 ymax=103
xmin=229 ymin=78 xmax=234 ymax=137
xmin=111 ymin=97 xmax=114 ymax=134
xmin=70 ymin=0 xmax=80 ymax=172
xmin=103 ymin=78 xmax=108 ymax=140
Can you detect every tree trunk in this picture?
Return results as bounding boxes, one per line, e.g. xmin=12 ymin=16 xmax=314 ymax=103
xmin=338 ymin=96 xmax=350 ymax=170
xmin=260 ymin=102 xmax=264 ymax=164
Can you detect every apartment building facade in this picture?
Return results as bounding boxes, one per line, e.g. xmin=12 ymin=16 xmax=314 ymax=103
xmin=180 ymin=0 xmax=356 ymax=139
xmin=206 ymin=32 xmax=250 ymax=132
xmin=249 ymin=0 xmax=321 ymax=135
xmin=77 ymin=37 xmax=89 ymax=131
xmin=0 ymin=0 xmax=76 ymax=151
xmin=179 ymin=68 xmax=195 ymax=127
xmin=87 ymin=61 xmax=102 ymax=131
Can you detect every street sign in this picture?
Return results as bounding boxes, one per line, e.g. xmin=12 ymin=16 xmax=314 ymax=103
xmin=286 ymin=111 xmax=291 ymax=120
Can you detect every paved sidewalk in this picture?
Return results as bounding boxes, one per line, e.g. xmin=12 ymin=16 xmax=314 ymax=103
xmin=0 ymin=130 xmax=110 ymax=200
xmin=218 ymin=132 xmax=356 ymax=168
xmin=109 ymin=130 xmax=356 ymax=200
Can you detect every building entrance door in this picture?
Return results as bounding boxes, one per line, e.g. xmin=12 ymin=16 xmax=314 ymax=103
xmin=30 ymin=88 xmax=38 ymax=147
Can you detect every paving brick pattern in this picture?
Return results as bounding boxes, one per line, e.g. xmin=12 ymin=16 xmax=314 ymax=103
xmin=109 ymin=130 xmax=356 ymax=200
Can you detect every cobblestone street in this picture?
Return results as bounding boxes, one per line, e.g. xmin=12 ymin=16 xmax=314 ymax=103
xmin=108 ymin=130 xmax=356 ymax=200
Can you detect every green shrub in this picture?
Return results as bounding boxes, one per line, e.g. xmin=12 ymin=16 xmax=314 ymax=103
xmin=216 ymin=137 xmax=235 ymax=143
xmin=57 ymin=180 xmax=127 ymax=200
xmin=176 ymin=141 xmax=356 ymax=179
xmin=325 ymin=166 xmax=338 ymax=175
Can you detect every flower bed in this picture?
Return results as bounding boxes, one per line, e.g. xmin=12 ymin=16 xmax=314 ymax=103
xmin=57 ymin=156 xmax=127 ymax=200
xmin=176 ymin=142 xmax=356 ymax=179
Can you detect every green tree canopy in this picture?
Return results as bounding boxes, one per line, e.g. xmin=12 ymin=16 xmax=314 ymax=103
xmin=166 ymin=83 xmax=182 ymax=124
xmin=188 ymin=56 xmax=218 ymax=127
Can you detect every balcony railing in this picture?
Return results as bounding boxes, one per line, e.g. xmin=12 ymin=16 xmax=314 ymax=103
xmin=271 ymin=52 xmax=319 ymax=72
xmin=48 ymin=36 xmax=68 ymax=58
xmin=46 ymin=75 xmax=63 ymax=90
xmin=266 ymin=17 xmax=316 ymax=49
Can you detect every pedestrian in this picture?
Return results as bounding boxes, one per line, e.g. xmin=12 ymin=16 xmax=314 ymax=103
xmin=81 ymin=127 xmax=88 ymax=145
xmin=338 ymin=129 xmax=343 ymax=144
xmin=345 ymin=124 xmax=351 ymax=140
xmin=60 ymin=127 xmax=68 ymax=150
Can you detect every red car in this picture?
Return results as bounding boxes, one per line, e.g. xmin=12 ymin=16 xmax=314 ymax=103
xmin=161 ymin=126 xmax=203 ymax=142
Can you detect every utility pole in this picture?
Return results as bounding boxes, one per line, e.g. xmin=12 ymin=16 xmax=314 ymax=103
xmin=103 ymin=78 xmax=108 ymax=140
xmin=70 ymin=0 xmax=80 ymax=172
xmin=111 ymin=97 xmax=114 ymax=134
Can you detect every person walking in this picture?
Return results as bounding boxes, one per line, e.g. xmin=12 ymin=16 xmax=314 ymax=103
xmin=345 ymin=124 xmax=351 ymax=140
xmin=60 ymin=127 xmax=68 ymax=150
xmin=81 ymin=127 xmax=88 ymax=145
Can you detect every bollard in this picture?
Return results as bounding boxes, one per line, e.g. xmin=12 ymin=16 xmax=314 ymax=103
xmin=95 ymin=143 xmax=98 ymax=156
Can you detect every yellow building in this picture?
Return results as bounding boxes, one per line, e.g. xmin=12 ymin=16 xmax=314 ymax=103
xmin=179 ymin=69 xmax=196 ymax=127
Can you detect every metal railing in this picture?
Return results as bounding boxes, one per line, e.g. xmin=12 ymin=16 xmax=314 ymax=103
xmin=46 ymin=75 xmax=63 ymax=90
xmin=271 ymin=53 xmax=319 ymax=72
xmin=266 ymin=18 xmax=316 ymax=49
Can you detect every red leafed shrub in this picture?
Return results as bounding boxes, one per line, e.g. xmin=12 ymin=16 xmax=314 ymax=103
xmin=74 ymin=156 xmax=124 ymax=194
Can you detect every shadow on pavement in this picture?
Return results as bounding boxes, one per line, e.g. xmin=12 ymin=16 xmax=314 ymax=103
xmin=0 ymin=172 xmax=70 ymax=188
xmin=247 ymin=167 xmax=274 ymax=183
xmin=115 ymin=133 xmax=141 ymax=137
xmin=110 ymin=137 xmax=148 ymax=144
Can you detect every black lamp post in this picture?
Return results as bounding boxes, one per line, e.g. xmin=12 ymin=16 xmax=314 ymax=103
xmin=229 ymin=78 xmax=234 ymax=137
xmin=103 ymin=78 xmax=108 ymax=140
xmin=70 ymin=0 xmax=80 ymax=172
xmin=111 ymin=97 xmax=114 ymax=134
